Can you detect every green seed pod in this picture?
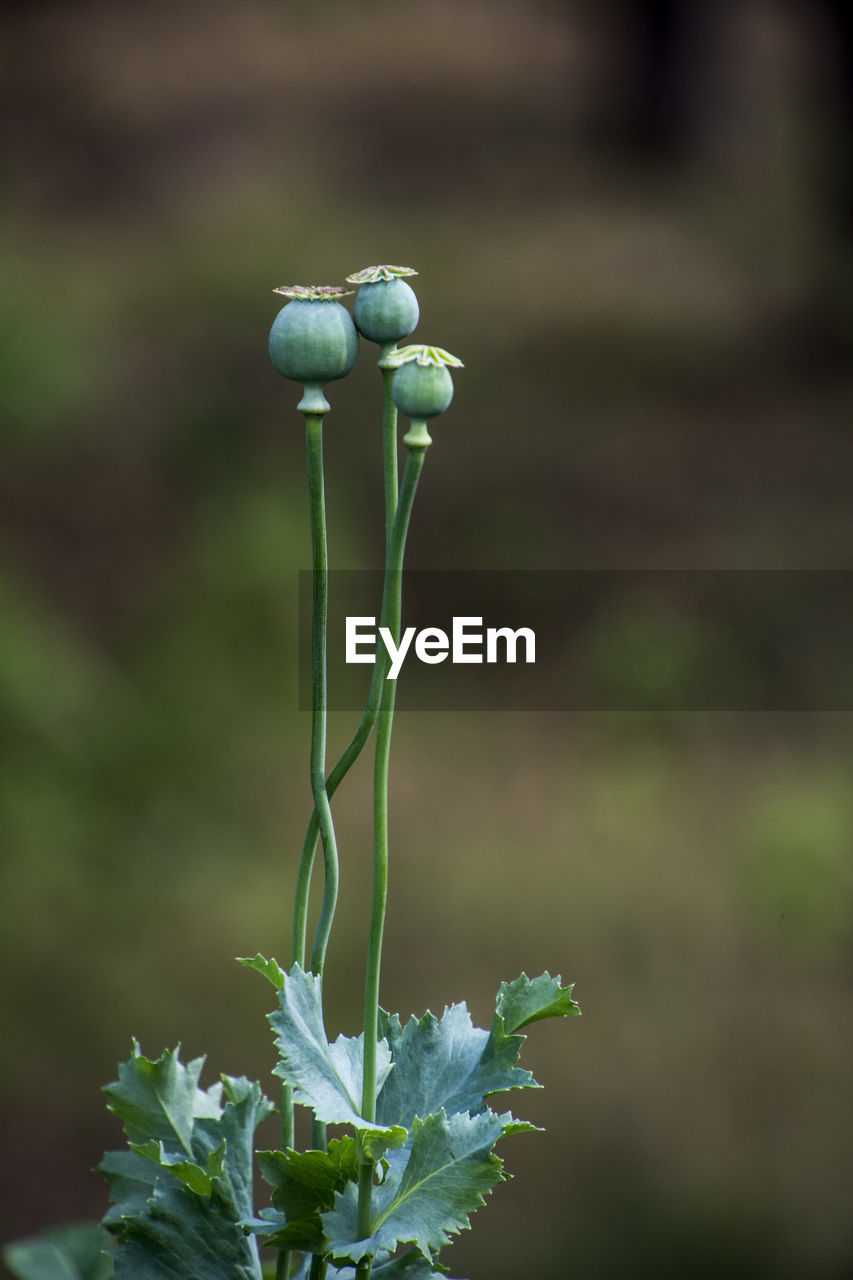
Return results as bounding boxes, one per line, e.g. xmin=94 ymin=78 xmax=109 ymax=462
xmin=347 ymin=265 xmax=419 ymax=347
xmin=268 ymin=285 xmax=359 ymax=414
xmin=386 ymin=344 xmax=463 ymax=447
xmin=391 ymin=360 xmax=453 ymax=420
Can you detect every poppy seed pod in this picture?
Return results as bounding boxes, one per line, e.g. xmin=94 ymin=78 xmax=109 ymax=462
xmin=385 ymin=344 xmax=463 ymax=447
xmin=391 ymin=361 xmax=454 ymax=420
xmin=347 ymin=265 xmax=420 ymax=347
xmin=353 ymin=279 xmax=419 ymax=345
xmin=268 ymin=286 xmax=359 ymax=414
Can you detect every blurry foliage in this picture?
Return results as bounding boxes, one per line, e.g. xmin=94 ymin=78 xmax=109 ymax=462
xmin=4 ymin=1224 xmax=113 ymax=1280
xmin=742 ymin=775 xmax=853 ymax=952
xmin=1 ymin=1 xmax=853 ymax=1277
xmin=0 ymin=258 xmax=106 ymax=441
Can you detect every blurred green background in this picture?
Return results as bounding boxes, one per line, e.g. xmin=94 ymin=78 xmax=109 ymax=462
xmin=2 ymin=1 xmax=853 ymax=1276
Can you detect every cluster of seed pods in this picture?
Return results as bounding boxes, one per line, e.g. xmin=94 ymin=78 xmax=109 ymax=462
xmin=267 ymin=265 xmax=462 ymax=432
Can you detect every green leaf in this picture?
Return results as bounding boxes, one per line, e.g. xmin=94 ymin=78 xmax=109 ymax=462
xmin=250 ymin=1134 xmax=407 ymax=1252
xmin=102 ymin=1040 xmax=222 ymax=1157
xmin=3 ymin=1225 xmax=113 ymax=1280
xmin=376 ymin=1002 xmax=535 ymax=1131
xmin=211 ymin=1075 xmax=275 ymax=1220
xmin=129 ymin=1137 xmax=227 ymax=1196
xmin=322 ymin=1109 xmax=508 ymax=1262
xmin=259 ymin=1138 xmax=358 ymax=1217
xmin=375 ymin=977 xmax=578 ymax=1136
xmin=494 ymin=972 xmax=580 ymax=1033
xmin=98 ymin=1045 xmax=273 ymax=1279
xmin=98 ymin=1151 xmax=159 ymax=1229
xmin=250 ymin=1138 xmax=359 ymax=1252
xmin=254 ymin=1215 xmax=325 ymax=1254
xmin=360 ymin=1124 xmax=408 ymax=1164
xmin=238 ymin=952 xmax=285 ymax=991
xmin=269 ymin=966 xmax=399 ymax=1142
xmin=107 ymin=1182 xmax=262 ymax=1280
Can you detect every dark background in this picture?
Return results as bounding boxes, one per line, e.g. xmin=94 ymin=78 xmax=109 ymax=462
xmin=2 ymin=2 xmax=852 ymax=1277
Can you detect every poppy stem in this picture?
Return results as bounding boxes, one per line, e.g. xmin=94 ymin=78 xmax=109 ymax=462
xmin=356 ymin=441 xmax=429 ymax=1266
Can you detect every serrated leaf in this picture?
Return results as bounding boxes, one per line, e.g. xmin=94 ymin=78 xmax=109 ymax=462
xmin=259 ymin=1138 xmax=358 ymax=1217
xmin=376 ymin=1003 xmax=535 ymax=1131
xmin=322 ymin=1109 xmax=508 ymax=1262
xmin=500 ymin=1118 xmax=541 ymax=1135
xmin=240 ymin=1207 xmax=289 ymax=1238
xmin=238 ymin=952 xmax=285 ymax=991
xmin=130 ymin=1138 xmax=227 ymax=1196
xmin=3 ymin=1225 xmax=114 ymax=1280
xmin=246 ymin=1213 xmax=324 ymax=1254
xmin=269 ymin=965 xmax=397 ymax=1141
xmin=212 ymin=1075 xmax=276 ymax=1219
xmin=98 ymin=1046 xmax=273 ymax=1280
xmin=102 ymin=1040 xmax=222 ymax=1157
xmin=250 ymin=1137 xmax=359 ymax=1253
xmin=494 ymin=972 xmax=580 ymax=1034
xmin=98 ymin=1151 xmax=160 ymax=1230
xmin=108 ymin=1181 xmax=260 ymax=1280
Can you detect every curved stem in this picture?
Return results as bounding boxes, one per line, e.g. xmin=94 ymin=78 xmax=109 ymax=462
xmin=286 ymin=409 xmax=340 ymax=974
xmin=281 ymin=415 xmax=338 ymax=1259
xmin=296 ymin=657 xmax=386 ymax=972
xmin=280 ymin=408 xmax=339 ymax=1280
xmin=356 ymin=445 xmax=428 ymax=1261
xmin=303 ymin=414 xmax=340 ymax=971
xmin=293 ymin=362 xmax=400 ymax=975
